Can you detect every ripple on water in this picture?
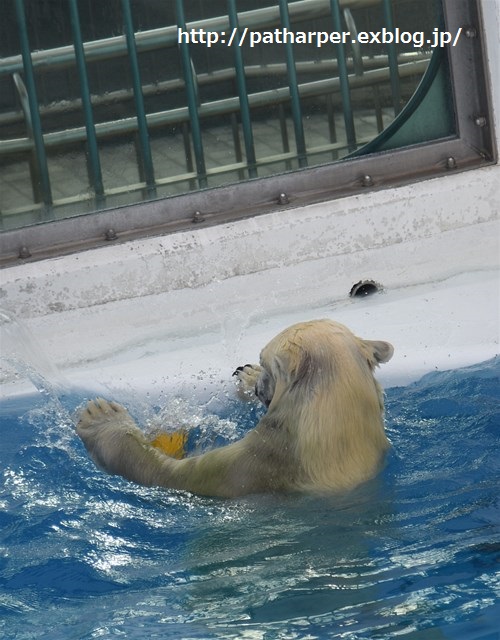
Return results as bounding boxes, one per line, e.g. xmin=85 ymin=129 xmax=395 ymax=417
xmin=0 ymin=358 xmax=499 ymax=639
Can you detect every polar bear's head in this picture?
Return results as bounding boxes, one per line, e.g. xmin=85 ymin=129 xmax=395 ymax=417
xmin=255 ymin=319 xmax=393 ymax=490
xmin=257 ymin=319 xmax=393 ymax=411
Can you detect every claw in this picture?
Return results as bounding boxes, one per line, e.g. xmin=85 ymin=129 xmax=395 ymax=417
xmin=232 ymin=364 xmax=253 ymax=376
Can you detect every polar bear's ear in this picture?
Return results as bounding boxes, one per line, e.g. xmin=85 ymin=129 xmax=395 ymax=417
xmin=364 ymin=340 xmax=394 ymax=365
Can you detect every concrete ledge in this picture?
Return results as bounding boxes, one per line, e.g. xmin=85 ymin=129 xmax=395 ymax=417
xmin=1 ymin=164 xmax=498 ymax=319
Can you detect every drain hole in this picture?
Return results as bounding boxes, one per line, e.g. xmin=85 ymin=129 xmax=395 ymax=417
xmin=350 ymin=280 xmax=381 ymax=298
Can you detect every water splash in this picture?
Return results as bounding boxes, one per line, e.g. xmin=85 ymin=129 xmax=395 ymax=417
xmin=0 ymin=308 xmax=76 ymax=443
xmin=146 ymin=396 xmax=243 ymax=455
xmin=0 ymin=308 xmax=69 ymax=397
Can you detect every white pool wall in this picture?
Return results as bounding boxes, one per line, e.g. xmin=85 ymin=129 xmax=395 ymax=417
xmin=0 ymin=0 xmax=499 ymax=399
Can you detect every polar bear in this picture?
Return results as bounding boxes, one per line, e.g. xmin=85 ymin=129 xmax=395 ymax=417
xmin=77 ymin=319 xmax=393 ymax=498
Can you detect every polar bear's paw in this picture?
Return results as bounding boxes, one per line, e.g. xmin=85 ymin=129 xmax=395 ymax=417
xmin=233 ymin=363 xmax=262 ymax=401
xmin=76 ymin=398 xmax=146 ymax=475
xmin=77 ymin=398 xmax=135 ymax=430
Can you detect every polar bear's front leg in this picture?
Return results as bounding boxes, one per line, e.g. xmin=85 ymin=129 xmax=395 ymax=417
xmin=77 ymin=398 xmax=169 ymax=486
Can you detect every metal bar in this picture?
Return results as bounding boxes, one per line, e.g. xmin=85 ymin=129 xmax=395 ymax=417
xmin=278 ymin=104 xmax=292 ymax=170
xmin=121 ymin=0 xmax=156 ymax=198
xmin=68 ymin=0 xmax=104 ymax=204
xmin=1 ymin=0 xmax=383 ymax=76
xmin=381 ymin=0 xmax=401 ymax=115
xmin=326 ymin=94 xmax=338 ymax=160
xmin=12 ymin=72 xmax=42 ymax=203
xmin=343 ymin=8 xmax=363 ymax=76
xmin=0 ymin=60 xmax=431 ymax=155
xmin=329 ymin=0 xmax=357 ymax=152
xmin=1 ymin=137 xmax=371 ymax=218
xmin=13 ymin=0 xmax=53 ymax=213
xmin=1 ymin=54 xmax=424 ymax=118
xmin=230 ymin=112 xmax=246 ymax=180
xmin=227 ymin=0 xmax=257 ymax=178
xmin=373 ymin=84 xmax=385 ymax=132
xmin=278 ymin=0 xmax=307 ymax=168
xmin=1 ymin=53 xmax=428 ymax=128
xmin=175 ymin=0 xmax=207 ymax=188
xmin=181 ymin=123 xmax=196 ymax=190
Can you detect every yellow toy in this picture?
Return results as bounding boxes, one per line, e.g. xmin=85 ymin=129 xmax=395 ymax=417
xmin=150 ymin=431 xmax=187 ymax=460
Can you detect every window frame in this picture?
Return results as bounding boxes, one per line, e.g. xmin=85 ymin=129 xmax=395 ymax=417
xmin=0 ymin=0 xmax=496 ymax=266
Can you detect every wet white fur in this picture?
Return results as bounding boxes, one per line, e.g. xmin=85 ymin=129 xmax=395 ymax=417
xmin=77 ymin=319 xmax=393 ymax=497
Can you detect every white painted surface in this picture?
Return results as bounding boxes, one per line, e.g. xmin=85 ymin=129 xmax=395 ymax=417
xmin=0 ymin=0 xmax=499 ymax=400
xmin=0 ymin=166 xmax=498 ymax=319
xmin=51 ymin=266 xmax=500 ymax=393
xmin=1 ymin=244 xmax=498 ymax=400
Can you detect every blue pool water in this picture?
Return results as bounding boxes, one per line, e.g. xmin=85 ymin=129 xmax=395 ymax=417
xmin=1 ymin=357 xmax=499 ymax=640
